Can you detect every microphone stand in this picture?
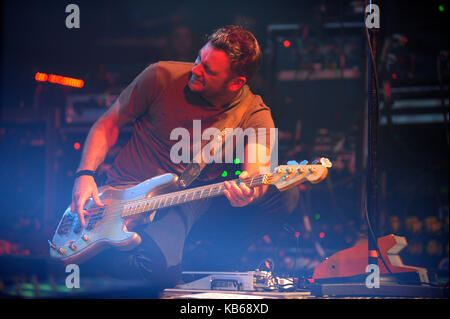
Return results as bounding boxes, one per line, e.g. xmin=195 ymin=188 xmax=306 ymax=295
xmin=366 ymin=1 xmax=379 ymax=268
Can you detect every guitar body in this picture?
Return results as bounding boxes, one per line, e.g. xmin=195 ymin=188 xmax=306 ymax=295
xmin=50 ymin=173 xmax=179 ymax=264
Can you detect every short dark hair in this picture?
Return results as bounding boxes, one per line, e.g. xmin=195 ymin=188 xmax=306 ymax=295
xmin=207 ymin=25 xmax=262 ymax=81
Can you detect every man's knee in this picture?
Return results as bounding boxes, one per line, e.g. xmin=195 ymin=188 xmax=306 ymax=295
xmin=256 ymin=185 xmax=299 ymax=215
xmin=128 ymin=252 xmax=181 ymax=288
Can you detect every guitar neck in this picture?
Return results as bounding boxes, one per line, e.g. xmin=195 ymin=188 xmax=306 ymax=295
xmin=121 ymin=173 xmax=270 ymax=218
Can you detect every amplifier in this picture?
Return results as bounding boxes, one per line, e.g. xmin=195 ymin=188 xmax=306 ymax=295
xmin=65 ymin=93 xmax=118 ymax=125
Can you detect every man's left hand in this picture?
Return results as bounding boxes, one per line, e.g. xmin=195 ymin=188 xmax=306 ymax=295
xmin=223 ymin=171 xmax=255 ymax=207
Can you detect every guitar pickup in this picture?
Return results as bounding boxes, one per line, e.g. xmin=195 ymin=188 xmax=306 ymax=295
xmin=57 ymin=213 xmax=75 ymax=235
xmin=85 ymin=208 xmax=105 ymax=231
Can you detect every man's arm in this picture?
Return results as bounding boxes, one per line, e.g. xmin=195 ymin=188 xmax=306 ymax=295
xmin=223 ymin=142 xmax=271 ymax=207
xmin=71 ymin=99 xmax=135 ymax=226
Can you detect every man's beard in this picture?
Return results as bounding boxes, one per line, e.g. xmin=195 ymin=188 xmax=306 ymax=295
xmin=188 ymin=73 xmax=204 ymax=92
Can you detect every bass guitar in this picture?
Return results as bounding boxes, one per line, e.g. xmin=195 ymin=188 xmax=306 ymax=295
xmin=49 ymin=158 xmax=332 ymax=264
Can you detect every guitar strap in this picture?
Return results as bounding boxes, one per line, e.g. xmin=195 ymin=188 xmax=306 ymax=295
xmin=178 ymin=128 xmax=228 ymax=188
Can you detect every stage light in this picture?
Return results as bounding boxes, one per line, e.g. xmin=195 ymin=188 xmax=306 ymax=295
xmin=48 ymin=74 xmax=84 ymax=88
xmin=283 ymin=40 xmax=291 ymax=48
xmin=319 ymin=232 xmax=325 ymax=239
xmin=35 ymin=72 xmax=48 ymax=82
xmin=294 ymin=231 xmax=301 ymax=238
xmin=235 ymin=170 xmax=241 ymax=176
xmin=34 ymin=72 xmax=84 ymax=88
xmin=438 ymin=5 xmax=444 ymax=12
xmin=314 ymin=213 xmax=321 ymax=220
xmin=73 ymin=142 xmax=81 ymax=150
xmin=392 ymin=73 xmax=397 ymax=80
xmin=221 ymin=171 xmax=228 ymax=177
xmin=263 ymin=235 xmax=272 ymax=244
xmin=234 ymin=157 xmax=240 ymax=165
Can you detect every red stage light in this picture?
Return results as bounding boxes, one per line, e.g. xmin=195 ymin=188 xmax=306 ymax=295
xmin=294 ymin=231 xmax=301 ymax=238
xmin=35 ymin=72 xmax=84 ymax=88
xmin=319 ymin=232 xmax=325 ymax=239
xmin=35 ymin=72 xmax=48 ymax=82
xmin=283 ymin=40 xmax=291 ymax=48
xmin=73 ymin=142 xmax=81 ymax=150
xmin=263 ymin=235 xmax=272 ymax=244
xmin=384 ymin=81 xmax=391 ymax=99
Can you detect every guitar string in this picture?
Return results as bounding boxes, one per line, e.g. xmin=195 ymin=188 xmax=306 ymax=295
xmin=121 ymin=175 xmax=268 ymax=217
xmin=65 ymin=167 xmax=319 ymax=230
xmin=69 ymin=165 xmax=319 ymax=219
xmin=105 ymin=175 xmax=265 ymax=217
xmin=56 ymin=166 xmax=325 ymax=247
xmin=67 ymin=175 xmax=268 ymax=226
xmin=58 ymin=168 xmax=323 ymax=243
xmin=71 ymin=169 xmax=317 ymax=226
xmin=69 ymin=176 xmax=268 ymax=230
xmin=86 ymin=175 xmax=263 ymax=216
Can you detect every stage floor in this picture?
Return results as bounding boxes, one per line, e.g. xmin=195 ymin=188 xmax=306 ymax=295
xmin=162 ymin=288 xmax=314 ymax=299
xmin=161 ymin=285 xmax=449 ymax=299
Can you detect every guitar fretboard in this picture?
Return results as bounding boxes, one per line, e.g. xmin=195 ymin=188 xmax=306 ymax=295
xmin=121 ymin=174 xmax=269 ymax=218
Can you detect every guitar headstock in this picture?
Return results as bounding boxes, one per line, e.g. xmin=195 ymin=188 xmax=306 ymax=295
xmin=265 ymin=158 xmax=332 ymax=191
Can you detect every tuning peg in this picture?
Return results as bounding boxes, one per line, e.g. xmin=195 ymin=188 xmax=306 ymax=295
xmin=308 ymin=167 xmax=318 ymax=175
xmin=320 ymin=158 xmax=332 ymax=168
xmin=286 ymin=160 xmax=298 ymax=165
xmin=299 ymin=160 xmax=308 ymax=165
xmin=297 ymin=166 xmax=306 ymax=174
xmin=286 ymin=167 xmax=294 ymax=174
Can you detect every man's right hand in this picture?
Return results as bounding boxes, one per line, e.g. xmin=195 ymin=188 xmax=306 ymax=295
xmin=71 ymin=175 xmax=104 ymax=227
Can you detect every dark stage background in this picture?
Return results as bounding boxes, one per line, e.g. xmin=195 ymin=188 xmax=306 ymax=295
xmin=0 ymin=0 xmax=448 ymax=294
